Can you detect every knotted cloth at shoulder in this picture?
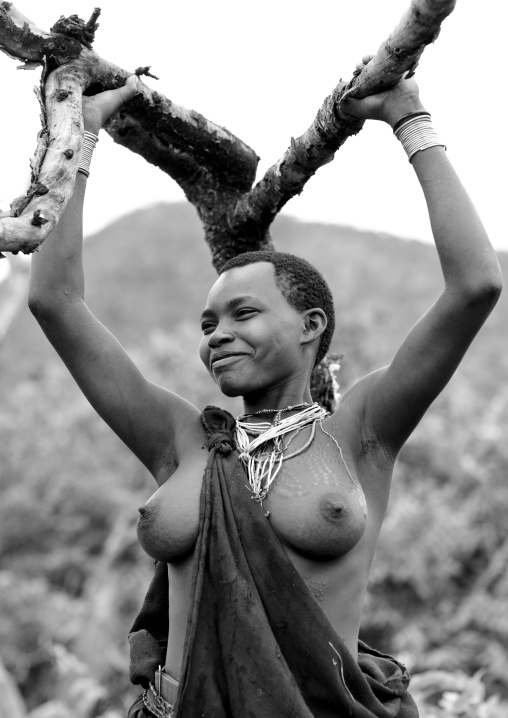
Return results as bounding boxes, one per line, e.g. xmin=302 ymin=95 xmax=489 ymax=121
xmin=128 ymin=405 xmax=418 ymax=717
xmin=201 ymin=404 xmax=236 ymax=455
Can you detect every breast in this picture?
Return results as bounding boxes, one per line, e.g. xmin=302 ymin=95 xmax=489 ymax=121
xmin=263 ymin=425 xmax=367 ymax=560
xmin=136 ymin=424 xmax=366 ymax=564
xmin=136 ymin=455 xmax=206 ymax=563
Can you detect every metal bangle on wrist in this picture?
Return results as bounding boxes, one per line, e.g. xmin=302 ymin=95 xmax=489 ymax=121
xmin=77 ymin=131 xmax=99 ymax=178
xmin=393 ymin=112 xmax=446 ymax=162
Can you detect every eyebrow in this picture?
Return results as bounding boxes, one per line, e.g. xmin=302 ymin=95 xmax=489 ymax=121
xmin=200 ymin=295 xmax=260 ymax=322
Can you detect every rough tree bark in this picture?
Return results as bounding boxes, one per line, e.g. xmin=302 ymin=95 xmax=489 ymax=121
xmin=0 ymin=0 xmax=457 ymax=408
xmin=0 ymin=0 xmax=457 ymax=259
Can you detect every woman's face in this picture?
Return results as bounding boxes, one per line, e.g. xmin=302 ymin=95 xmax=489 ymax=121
xmin=199 ymin=262 xmax=308 ymax=398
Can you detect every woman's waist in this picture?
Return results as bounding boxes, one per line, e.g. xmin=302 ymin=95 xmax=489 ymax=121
xmin=284 ymin=543 xmax=369 ymax=657
xmin=155 ymin=556 xmax=194 ymax=682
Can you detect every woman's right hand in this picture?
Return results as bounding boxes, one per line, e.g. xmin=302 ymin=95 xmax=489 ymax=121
xmin=341 ymin=55 xmax=426 ymax=129
xmin=82 ymin=74 xmax=140 ymax=134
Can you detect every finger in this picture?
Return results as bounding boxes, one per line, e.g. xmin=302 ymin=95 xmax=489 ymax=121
xmin=125 ymin=74 xmax=141 ymax=93
xmin=92 ymin=76 xmax=140 ymax=105
xmin=340 ymin=95 xmax=362 ymax=117
xmin=361 ymin=54 xmax=375 ymax=65
xmin=116 ymin=75 xmax=141 ymax=102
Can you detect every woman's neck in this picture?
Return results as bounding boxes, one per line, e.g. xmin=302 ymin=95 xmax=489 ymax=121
xmin=241 ymin=385 xmax=313 ymax=417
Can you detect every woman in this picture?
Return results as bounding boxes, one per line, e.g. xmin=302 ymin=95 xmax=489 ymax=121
xmin=28 ymin=60 xmax=502 ymax=717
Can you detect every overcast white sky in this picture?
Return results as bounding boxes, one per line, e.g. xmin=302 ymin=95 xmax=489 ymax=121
xmin=0 ymin=0 xmax=506 ymax=281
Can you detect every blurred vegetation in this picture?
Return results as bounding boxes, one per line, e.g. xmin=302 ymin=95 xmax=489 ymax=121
xmin=0 ymin=203 xmax=507 ymax=717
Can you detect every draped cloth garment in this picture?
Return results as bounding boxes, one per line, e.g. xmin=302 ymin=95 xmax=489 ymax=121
xmin=128 ymin=406 xmax=419 ymax=717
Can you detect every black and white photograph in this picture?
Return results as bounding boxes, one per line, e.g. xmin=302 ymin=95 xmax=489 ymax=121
xmin=0 ymin=1 xmax=506 ymax=716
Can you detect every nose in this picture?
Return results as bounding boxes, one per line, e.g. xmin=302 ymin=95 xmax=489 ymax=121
xmin=207 ymin=324 xmax=235 ymax=349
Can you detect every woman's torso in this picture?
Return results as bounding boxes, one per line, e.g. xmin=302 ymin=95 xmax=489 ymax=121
xmin=136 ymin=410 xmax=393 ymax=680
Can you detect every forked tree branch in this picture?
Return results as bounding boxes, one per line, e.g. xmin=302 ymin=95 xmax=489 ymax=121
xmin=0 ymin=0 xmax=457 ymax=265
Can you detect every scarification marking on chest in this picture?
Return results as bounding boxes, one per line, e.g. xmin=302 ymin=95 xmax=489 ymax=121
xmin=259 ymin=422 xmax=368 ymax=559
xmin=272 ymin=425 xmax=367 ymax=518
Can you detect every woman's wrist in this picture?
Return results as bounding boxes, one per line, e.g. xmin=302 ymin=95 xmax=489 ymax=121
xmin=394 ymin=112 xmax=446 ymax=162
xmin=78 ymin=130 xmax=99 ymax=178
xmin=83 ymin=120 xmax=101 ymax=135
xmin=384 ymin=99 xmax=427 ymax=129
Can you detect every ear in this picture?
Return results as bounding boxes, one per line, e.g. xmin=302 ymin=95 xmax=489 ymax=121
xmin=301 ymin=308 xmax=327 ymax=346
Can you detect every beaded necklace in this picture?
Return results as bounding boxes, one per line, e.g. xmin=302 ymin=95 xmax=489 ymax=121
xmin=236 ymin=402 xmax=330 ymax=505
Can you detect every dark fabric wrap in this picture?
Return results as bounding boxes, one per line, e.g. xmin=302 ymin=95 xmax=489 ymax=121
xmin=129 ymin=406 xmax=418 ymax=717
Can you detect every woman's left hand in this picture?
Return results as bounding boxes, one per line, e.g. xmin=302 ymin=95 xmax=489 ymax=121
xmin=341 ymin=55 xmax=426 ymax=128
xmin=82 ymin=74 xmax=140 ymax=134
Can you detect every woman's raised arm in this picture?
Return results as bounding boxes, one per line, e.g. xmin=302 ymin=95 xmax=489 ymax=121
xmin=340 ymin=61 xmax=503 ymax=455
xmin=28 ymin=78 xmax=202 ymax=482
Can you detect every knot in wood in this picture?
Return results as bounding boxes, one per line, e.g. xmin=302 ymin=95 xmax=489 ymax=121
xmin=42 ymin=33 xmax=82 ymax=63
xmin=31 ymin=210 xmax=49 ymax=227
xmin=54 ymin=88 xmax=71 ymax=101
xmin=48 ymin=12 xmax=98 ymax=52
xmin=29 ymin=183 xmax=49 ymax=198
xmin=51 ymin=14 xmax=87 ymax=38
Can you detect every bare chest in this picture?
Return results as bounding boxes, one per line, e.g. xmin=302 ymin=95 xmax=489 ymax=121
xmin=137 ymin=420 xmax=368 ymax=563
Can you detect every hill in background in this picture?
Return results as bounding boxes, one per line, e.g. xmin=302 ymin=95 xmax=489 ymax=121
xmin=2 ymin=201 xmax=507 ymax=399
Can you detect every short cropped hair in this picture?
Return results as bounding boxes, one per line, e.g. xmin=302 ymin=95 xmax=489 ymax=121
xmin=219 ymin=250 xmax=335 ymax=365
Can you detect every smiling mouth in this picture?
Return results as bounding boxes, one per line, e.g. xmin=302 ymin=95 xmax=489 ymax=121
xmin=211 ymin=352 xmax=247 ymax=369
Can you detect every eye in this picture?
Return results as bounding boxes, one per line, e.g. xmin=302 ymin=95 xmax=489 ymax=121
xmin=201 ymin=321 xmax=216 ymax=334
xmin=236 ymin=308 xmax=258 ymax=320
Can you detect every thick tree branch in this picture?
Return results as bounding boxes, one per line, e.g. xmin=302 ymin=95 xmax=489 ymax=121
xmin=0 ymin=62 xmax=84 ymax=254
xmin=0 ymin=0 xmax=457 ymax=264
xmin=344 ymin=0 xmax=457 ymax=100
xmin=231 ymin=82 xmax=363 ymax=240
xmin=0 ymin=4 xmax=259 ymax=254
xmin=102 ymin=72 xmax=258 ymax=197
xmin=0 ymin=1 xmax=48 ymax=64
xmin=231 ymin=0 xmax=456 ymax=242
